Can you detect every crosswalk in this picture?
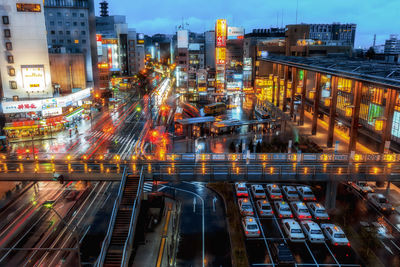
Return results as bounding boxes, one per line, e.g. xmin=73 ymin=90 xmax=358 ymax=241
xmin=87 ymin=131 xmax=135 ymax=146
xmin=143 ymin=182 xmax=153 ymax=193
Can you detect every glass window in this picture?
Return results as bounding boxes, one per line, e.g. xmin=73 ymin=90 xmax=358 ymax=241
xmin=16 ymin=3 xmax=41 ymax=12
xmin=57 ymin=12 xmax=61 ymax=17
xmin=81 ymin=22 xmax=85 ymax=26
xmin=52 ymin=39 xmax=56 ymax=43
xmin=65 ymin=22 xmax=70 ymax=27
xmin=67 ymin=39 xmax=71 ymax=44
xmin=8 ymin=67 xmax=15 ymax=76
xmin=59 ymin=31 xmax=63 ymax=35
xmin=4 ymin=29 xmax=11 ymax=38
xmin=72 ymin=13 xmax=77 ymax=17
xmin=59 ymin=39 xmax=64 ymax=43
xmin=5 ymin=42 xmax=12 ymax=50
xmin=7 ymin=55 xmax=14 ymax=63
xmin=10 ymin=81 xmax=17 ymax=89
xmin=2 ymin=16 xmax=9 ymax=24
xmin=80 ymin=13 xmax=84 ymax=17
xmin=81 ymin=30 xmax=86 ymax=35
xmin=82 ymin=39 xmax=86 ymax=44
xmin=66 ymin=30 xmax=70 ymax=35
xmin=73 ymin=22 xmax=77 ymax=26
xmin=58 ymin=21 xmax=62 ymax=26
xmin=51 ymin=30 xmax=55 ymax=35
xmin=50 ymin=21 xmax=55 ymax=26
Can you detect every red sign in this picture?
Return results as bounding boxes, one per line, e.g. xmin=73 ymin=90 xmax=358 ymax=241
xmin=96 ymin=34 xmax=102 ymax=42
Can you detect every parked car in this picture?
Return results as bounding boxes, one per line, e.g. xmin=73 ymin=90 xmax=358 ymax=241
xmin=270 ymin=242 xmax=295 ymax=266
xmin=238 ymin=198 xmax=254 ymax=216
xmin=291 ymin=201 xmax=312 ymax=220
xmin=321 ymin=224 xmax=350 ymax=246
xmin=242 ymin=216 xmax=260 ymax=237
xmin=251 ymin=184 xmax=267 ymax=199
xmin=256 ymin=200 xmax=273 ymax=217
xmin=349 ymin=181 xmax=374 ymax=194
xmin=274 ymin=201 xmax=293 ymax=218
xmin=307 ymin=202 xmax=330 ymax=220
xmin=282 ymin=219 xmax=305 ymax=242
xmin=235 ymin=182 xmax=248 ymax=197
xmin=297 ymin=186 xmax=316 ymax=201
xmin=282 ymin=185 xmax=300 ymax=201
xmin=367 ymin=193 xmax=395 ymax=213
xmin=300 ymin=220 xmax=325 ymax=243
xmin=266 ymin=184 xmax=283 ymax=200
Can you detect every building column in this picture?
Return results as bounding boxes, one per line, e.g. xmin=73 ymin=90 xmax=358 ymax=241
xmin=282 ymin=65 xmax=289 ymax=112
xmin=325 ymin=180 xmax=338 ymax=210
xmin=327 ymin=76 xmax=339 ymax=148
xmin=348 ymin=81 xmax=362 ymax=153
xmin=299 ymin=70 xmax=308 ymax=126
xmin=290 ymin=67 xmax=297 ymax=120
xmin=379 ymin=89 xmax=397 ymax=153
xmin=276 ymin=75 xmax=281 ymax=108
xmin=311 ymin=73 xmax=321 ymax=135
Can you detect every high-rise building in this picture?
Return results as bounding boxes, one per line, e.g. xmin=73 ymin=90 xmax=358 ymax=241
xmin=384 ymin=34 xmax=400 ymax=55
xmin=43 ymin=0 xmax=97 ymax=88
xmin=0 ymin=0 xmax=53 ymax=101
xmin=205 ymin=31 xmax=215 ymax=69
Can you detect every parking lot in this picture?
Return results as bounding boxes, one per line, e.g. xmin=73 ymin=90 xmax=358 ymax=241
xmin=234 ymin=182 xmax=362 ymax=266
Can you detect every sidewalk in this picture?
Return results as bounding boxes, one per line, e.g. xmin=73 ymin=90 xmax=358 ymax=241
xmin=132 ymin=198 xmax=178 ymax=267
xmin=295 ymin=111 xmax=374 ymax=154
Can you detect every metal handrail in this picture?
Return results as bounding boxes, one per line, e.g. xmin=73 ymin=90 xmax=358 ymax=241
xmin=121 ymin=166 xmax=144 ymax=267
xmin=96 ymin=166 xmax=128 ymax=267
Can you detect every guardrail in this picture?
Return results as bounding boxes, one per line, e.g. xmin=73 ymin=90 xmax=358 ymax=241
xmin=121 ymin=167 xmax=144 ymax=267
xmin=2 ymin=152 xmax=399 ymax=163
xmin=96 ymin=166 xmax=127 ymax=267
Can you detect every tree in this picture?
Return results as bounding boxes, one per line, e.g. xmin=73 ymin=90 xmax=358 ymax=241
xmin=365 ymin=47 xmax=376 ymax=60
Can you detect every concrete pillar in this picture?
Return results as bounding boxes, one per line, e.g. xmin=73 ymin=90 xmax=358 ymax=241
xmin=283 ymin=65 xmax=289 ymax=112
xmin=272 ymin=64 xmax=276 ymax=105
xmin=327 ymin=76 xmax=339 ymax=148
xmin=299 ymin=70 xmax=308 ymax=125
xmin=379 ymin=89 xmax=397 ymax=153
xmin=311 ymin=73 xmax=321 ymax=135
xmin=290 ymin=67 xmax=297 ymax=120
xmin=325 ymin=180 xmax=338 ymax=210
xmin=348 ymin=81 xmax=362 ymax=153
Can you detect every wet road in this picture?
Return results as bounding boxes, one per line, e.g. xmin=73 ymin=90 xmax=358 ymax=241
xmin=160 ymin=182 xmax=232 ymax=267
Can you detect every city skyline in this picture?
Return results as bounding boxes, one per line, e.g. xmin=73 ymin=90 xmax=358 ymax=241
xmin=95 ymin=0 xmax=400 ymax=48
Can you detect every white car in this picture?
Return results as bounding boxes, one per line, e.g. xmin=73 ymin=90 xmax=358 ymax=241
xmin=238 ymin=198 xmax=254 ymax=216
xmin=256 ymin=200 xmax=273 ymax=217
xmin=321 ymin=224 xmax=350 ymax=246
xmin=291 ymin=202 xmax=312 ymax=220
xmin=349 ymin=181 xmax=374 ymax=194
xmin=282 ymin=219 xmax=305 ymax=242
xmin=307 ymin=202 xmax=330 ymax=220
xmin=242 ymin=217 xmax=261 ymax=237
xmin=266 ymin=184 xmax=283 ymax=200
xmin=300 ymin=220 xmax=325 ymax=243
xmin=235 ymin=182 xmax=249 ymax=197
xmin=297 ymin=186 xmax=316 ymax=201
xmin=282 ymin=185 xmax=300 ymax=201
xmin=367 ymin=193 xmax=395 ymax=213
xmin=251 ymin=184 xmax=267 ymax=199
xmin=274 ymin=201 xmax=293 ymax=218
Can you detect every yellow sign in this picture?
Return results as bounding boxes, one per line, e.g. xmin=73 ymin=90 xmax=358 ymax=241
xmin=216 ymin=47 xmax=226 ymax=65
xmin=216 ymin=19 xmax=227 ymax=47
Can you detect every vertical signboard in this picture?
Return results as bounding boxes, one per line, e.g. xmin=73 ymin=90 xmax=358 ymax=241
xmin=215 ymin=19 xmax=227 ymax=47
xmin=215 ymin=47 xmax=226 ymax=65
xmin=21 ymin=65 xmax=46 ymax=92
xmin=96 ymin=34 xmax=103 ymax=56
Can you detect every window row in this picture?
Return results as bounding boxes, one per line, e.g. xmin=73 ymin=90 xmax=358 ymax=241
xmin=49 ymin=21 xmax=85 ymax=27
xmin=50 ymin=30 xmax=86 ymax=35
xmin=51 ymin=39 xmax=86 ymax=44
xmin=48 ymin=12 xmax=85 ymax=18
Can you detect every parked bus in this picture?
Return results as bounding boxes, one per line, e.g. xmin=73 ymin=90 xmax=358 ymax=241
xmin=204 ymin=103 xmax=226 ymax=116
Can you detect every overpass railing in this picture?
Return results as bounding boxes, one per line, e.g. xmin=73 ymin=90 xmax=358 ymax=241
xmin=2 ymin=152 xmax=400 ymax=163
xmin=96 ymin=166 xmax=128 ymax=267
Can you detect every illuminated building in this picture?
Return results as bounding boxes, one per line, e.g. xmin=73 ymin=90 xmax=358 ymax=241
xmin=43 ymin=0 xmax=98 ymax=89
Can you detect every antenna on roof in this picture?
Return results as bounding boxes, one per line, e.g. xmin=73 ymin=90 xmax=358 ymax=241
xmin=296 ymin=0 xmax=299 ymax=24
xmin=281 ymin=9 xmax=284 ymax=28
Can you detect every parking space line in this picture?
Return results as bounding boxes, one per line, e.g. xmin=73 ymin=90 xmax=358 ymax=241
xmin=390 ymin=240 xmax=400 ymax=251
xmin=304 ymin=242 xmax=319 ymax=267
xmin=324 ymin=242 xmax=340 ymax=266
xmin=247 ymin=187 xmax=275 ymax=267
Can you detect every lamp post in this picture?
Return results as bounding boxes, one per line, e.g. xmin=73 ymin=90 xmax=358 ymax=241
xmin=42 ymin=201 xmax=82 ymax=267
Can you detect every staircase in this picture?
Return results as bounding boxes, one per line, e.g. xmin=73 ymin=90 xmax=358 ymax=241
xmin=103 ymin=176 xmax=139 ymax=267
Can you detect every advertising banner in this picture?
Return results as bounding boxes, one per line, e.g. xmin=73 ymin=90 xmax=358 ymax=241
xmin=215 ymin=47 xmax=226 ymax=65
xmin=215 ymin=19 xmax=227 ymax=47
xmin=227 ymin=27 xmax=244 ymax=40
xmin=177 ymin=30 xmax=189 ymax=48
xmin=21 ymin=65 xmax=46 ymax=92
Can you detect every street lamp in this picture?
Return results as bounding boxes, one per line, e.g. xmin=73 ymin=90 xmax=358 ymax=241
xmin=42 ymin=200 xmax=82 ymax=267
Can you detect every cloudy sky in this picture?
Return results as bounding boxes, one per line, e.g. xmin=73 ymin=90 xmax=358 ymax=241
xmin=95 ymin=0 xmax=400 ymax=48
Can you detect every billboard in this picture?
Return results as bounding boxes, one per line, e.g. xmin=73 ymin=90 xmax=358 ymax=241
xmin=137 ymin=33 xmax=144 ymax=44
xmin=216 ymin=47 xmax=226 ymax=65
xmin=96 ymin=34 xmax=103 ymax=56
xmin=177 ymin=30 xmax=189 ymax=48
xmin=21 ymin=65 xmax=46 ymax=92
xmin=227 ymin=27 xmax=244 ymax=40
xmin=215 ymin=19 xmax=227 ymax=47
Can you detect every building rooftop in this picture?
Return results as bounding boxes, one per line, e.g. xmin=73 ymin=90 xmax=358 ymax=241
xmin=261 ymin=55 xmax=400 ymax=89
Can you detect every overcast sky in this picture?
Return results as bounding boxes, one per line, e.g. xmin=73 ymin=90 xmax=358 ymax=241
xmin=95 ymin=0 xmax=400 ymax=48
